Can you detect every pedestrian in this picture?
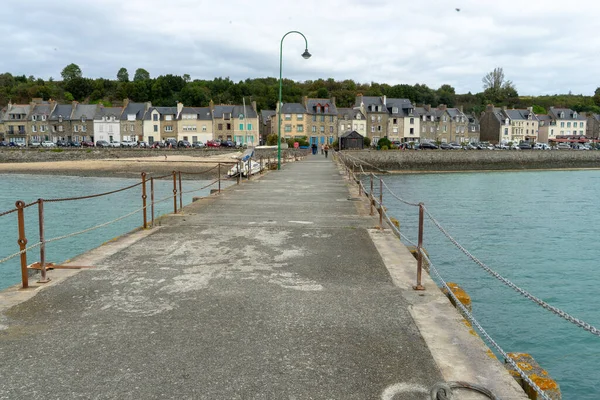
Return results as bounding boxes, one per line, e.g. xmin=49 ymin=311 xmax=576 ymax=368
xmin=320 ymin=143 xmax=324 ymax=155
xmin=324 ymin=144 xmax=329 ymax=158
xmin=311 ymin=143 xmax=317 ymax=155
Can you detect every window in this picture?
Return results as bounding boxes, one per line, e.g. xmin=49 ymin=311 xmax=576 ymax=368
xmin=284 ymin=125 xmax=292 ymax=132
xmin=108 ymin=125 xmax=113 ymax=133
xmin=392 ymin=127 xmax=398 ymax=133
xmin=58 ymin=126 xmax=63 ymax=132
xmin=284 ymin=114 xmax=291 ymax=120
xmin=130 ymin=124 xmax=134 ymax=131
xmin=74 ymin=125 xmax=78 ymax=132
xmin=377 ymin=126 xmax=382 ymax=131
xmin=443 ymin=125 xmax=447 ymax=132
xmin=320 ymin=115 xmax=325 ymax=122
xmin=247 ymin=123 xmax=252 ymax=130
xmin=297 ymin=114 xmax=303 ymax=120
xmin=329 ymin=126 xmax=333 ymax=133
xmin=32 ymin=125 xmax=37 ymax=132
xmin=226 ymin=123 xmax=231 ymax=130
xmin=371 ymin=116 xmax=375 ymax=122
xmin=32 ymin=115 xmax=37 ymax=121
xmin=123 ymin=125 xmax=127 ymax=132
xmin=443 ymin=116 xmax=447 ymax=122
xmin=58 ymin=116 xmax=63 ymax=123
xmin=99 ymin=125 xmax=104 ymax=132
xmin=165 ymin=126 xmax=173 ymax=132
xmin=312 ymin=126 xmax=316 ymax=132
xmin=377 ymin=116 xmax=381 ymax=122
xmin=430 ymin=127 xmax=434 ymax=133
xmin=561 ymin=122 xmax=565 ymax=127
xmin=320 ymin=126 xmax=325 ymax=133
xmin=410 ymin=118 xmax=414 ymax=124
xmin=316 ymin=105 xmax=321 ymax=113
xmin=392 ymin=107 xmax=398 ymax=114
xmin=239 ymin=123 xmax=244 ymax=130
xmin=218 ymin=123 xmax=223 ymax=130
xmin=165 ymin=115 xmax=172 ymax=121
xmin=153 ymin=125 xmax=158 ymax=132
xmin=297 ymin=125 xmax=304 ymax=132
xmin=238 ymin=114 xmax=244 ymax=119
xmin=393 ymin=118 xmax=397 ymax=124
xmin=330 ymin=116 xmax=334 ymax=123
xmin=202 ymin=125 xmax=207 ymax=131
xmin=580 ymin=122 xmax=584 ymax=128
xmin=42 ymin=115 xmax=47 ymax=121
xmin=410 ymin=128 xmax=414 ymax=134
xmin=504 ymin=128 xmax=508 ymax=135
xmin=312 ymin=115 xmax=316 ymax=122
xmin=153 ymin=114 xmax=158 ymax=121
xmin=430 ymin=116 xmax=435 ymax=121
xmin=567 ymin=122 xmax=571 ymax=128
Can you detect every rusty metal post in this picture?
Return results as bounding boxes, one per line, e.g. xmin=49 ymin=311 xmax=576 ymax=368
xmin=16 ymin=200 xmax=28 ymax=289
xmin=237 ymin=161 xmax=241 ymax=185
xmin=172 ymin=170 xmax=178 ymax=214
xmin=369 ymin=174 xmax=374 ymax=216
xmin=141 ymin=172 xmax=148 ymax=229
xmin=379 ymin=178 xmax=383 ymax=229
xmin=218 ymin=163 xmax=221 ymax=193
xmin=247 ymin=157 xmax=251 ymax=181
xmin=150 ymin=177 xmax=155 ymax=227
xmin=178 ymin=171 xmax=183 ymax=210
xmin=37 ymin=199 xmax=49 ymax=283
xmin=260 ymin=157 xmax=263 ymax=174
xmin=414 ymin=203 xmax=426 ymax=291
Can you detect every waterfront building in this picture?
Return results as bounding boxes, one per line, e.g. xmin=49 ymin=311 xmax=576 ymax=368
xmin=259 ymin=110 xmax=276 ymax=145
xmin=94 ymin=106 xmax=123 ymax=143
xmin=466 ymin=114 xmax=480 ymax=143
xmin=0 ymin=108 xmax=5 ymax=141
xmin=585 ymin=113 xmax=600 ymax=138
xmin=413 ymin=105 xmax=468 ymax=144
xmin=355 ymin=95 xmax=389 ymax=145
xmin=70 ymin=102 xmax=97 ymax=144
xmin=304 ymin=96 xmax=337 ymax=146
xmin=480 ymin=105 xmax=538 ymax=144
xmin=2 ymin=102 xmax=31 ymax=146
xmin=337 ymin=108 xmax=367 ymax=139
xmin=273 ymin=103 xmax=307 ymax=142
xmin=212 ymin=101 xmax=259 ymax=145
xmin=536 ymin=115 xmax=551 ymax=143
xmin=48 ymin=102 xmax=73 ymax=142
xmin=121 ymin=100 xmax=150 ymax=144
xmin=28 ymin=99 xmax=53 ymax=144
xmin=176 ymin=103 xmax=213 ymax=144
xmin=143 ymin=106 xmax=177 ymax=144
xmin=547 ymin=107 xmax=586 ymax=141
xmin=387 ymin=98 xmax=418 ymax=143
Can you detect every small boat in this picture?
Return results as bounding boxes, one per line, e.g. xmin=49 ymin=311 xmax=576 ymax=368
xmin=227 ymin=148 xmax=264 ymax=177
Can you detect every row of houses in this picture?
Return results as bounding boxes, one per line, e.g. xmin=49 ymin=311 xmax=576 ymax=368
xmin=0 ymin=99 xmax=261 ymax=146
xmin=2 ymin=94 xmax=597 ymax=147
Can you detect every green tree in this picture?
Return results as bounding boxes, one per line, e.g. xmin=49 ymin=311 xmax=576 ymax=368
xmin=61 ymin=63 xmax=82 ymax=81
xmin=316 ymin=87 xmax=328 ymax=98
xmin=593 ymin=87 xmax=600 ymax=106
xmin=363 ymin=137 xmax=371 ymax=147
xmin=532 ymin=105 xmax=547 ymax=114
xmin=133 ymin=68 xmax=150 ymax=81
xmin=377 ymin=137 xmax=392 ymax=149
xmin=117 ymin=67 xmax=129 ymax=82
xmin=266 ymin=134 xmax=278 ymax=145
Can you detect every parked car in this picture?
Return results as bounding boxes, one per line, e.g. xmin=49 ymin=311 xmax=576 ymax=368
xmin=465 ymin=143 xmax=477 ymax=150
xmin=150 ymin=141 xmax=166 ymax=149
xmin=41 ymin=140 xmax=56 ymax=148
xmin=137 ymin=141 xmax=149 ymax=148
xmin=192 ymin=141 xmax=205 ymax=148
xmin=28 ymin=140 xmax=41 ymax=148
xmin=177 ymin=140 xmax=192 ymax=148
xmin=556 ymin=142 xmax=571 ymax=150
xmin=495 ymin=143 xmax=509 ymax=150
xmin=67 ymin=141 xmax=82 ymax=147
xmin=108 ymin=141 xmax=121 ymax=148
xmin=533 ymin=143 xmax=551 ymax=150
xmin=120 ymin=140 xmax=136 ymax=147
xmin=0 ymin=141 xmax=8 ymax=147
xmin=55 ymin=140 xmax=68 ymax=147
xmin=220 ymin=140 xmax=235 ymax=148
xmin=439 ymin=143 xmax=453 ymax=150
xmin=206 ymin=140 xmax=221 ymax=147
xmin=96 ymin=140 xmax=110 ymax=148
xmin=518 ymin=142 xmax=533 ymax=150
xmin=165 ymin=139 xmax=177 ymax=148
xmin=81 ymin=140 xmax=95 ymax=147
xmin=9 ymin=142 xmax=26 ymax=147
xmin=448 ymin=142 xmax=463 ymax=150
xmin=419 ymin=142 xmax=439 ymax=150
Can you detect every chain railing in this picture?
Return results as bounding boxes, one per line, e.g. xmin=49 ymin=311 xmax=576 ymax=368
xmin=0 ymin=161 xmax=264 ymax=289
xmin=336 ymin=151 xmax=598 ymax=399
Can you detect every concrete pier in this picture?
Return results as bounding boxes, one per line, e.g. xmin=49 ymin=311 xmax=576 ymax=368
xmin=0 ymin=153 xmax=527 ymax=399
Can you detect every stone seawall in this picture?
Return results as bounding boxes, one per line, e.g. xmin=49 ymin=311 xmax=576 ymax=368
xmin=342 ymin=150 xmax=600 ymax=172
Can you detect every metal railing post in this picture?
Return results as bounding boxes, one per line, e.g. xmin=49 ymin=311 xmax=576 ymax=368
xmin=260 ymin=157 xmax=263 ymax=174
xmin=414 ymin=203 xmax=426 ymax=291
xmin=369 ymin=174 xmax=374 ymax=216
xmin=247 ymin=157 xmax=251 ymax=181
xmin=178 ymin=171 xmax=183 ymax=210
xmin=141 ymin=172 xmax=148 ymax=229
xmin=150 ymin=177 xmax=155 ymax=227
xmin=37 ymin=199 xmax=49 ymax=283
xmin=16 ymin=200 xmax=28 ymax=289
xmin=172 ymin=171 xmax=178 ymax=214
xmin=379 ymin=178 xmax=383 ymax=229
xmin=237 ymin=161 xmax=241 ymax=185
xmin=218 ymin=163 xmax=221 ymax=193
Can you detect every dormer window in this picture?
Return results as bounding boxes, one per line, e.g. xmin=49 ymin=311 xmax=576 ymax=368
xmin=32 ymin=115 xmax=37 ymax=121
xmin=316 ymin=105 xmax=321 ymax=113
xmin=81 ymin=116 xmax=85 ymax=123
xmin=573 ymin=112 xmax=578 ymax=119
xmin=356 ymin=114 xmax=361 ymax=120
xmin=239 ymin=114 xmax=244 ymax=119
xmin=560 ymin=112 xmax=565 ymax=118
xmin=324 ymin=104 xmax=329 ymax=113
xmin=42 ymin=115 xmax=46 ymax=121
xmin=392 ymin=107 xmax=398 ymax=114
xmin=505 ymin=118 xmax=510 ymax=125
xmin=58 ymin=115 xmax=63 ymax=123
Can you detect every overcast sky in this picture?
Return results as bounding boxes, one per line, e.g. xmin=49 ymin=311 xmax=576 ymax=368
xmin=1 ymin=0 xmax=598 ymax=96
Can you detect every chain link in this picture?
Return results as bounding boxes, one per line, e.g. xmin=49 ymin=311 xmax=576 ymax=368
xmin=422 ymin=205 xmax=600 ymax=338
xmin=422 ymin=249 xmax=551 ymax=400
xmin=0 ymin=241 xmax=43 ymax=266
xmin=0 ymin=207 xmax=18 ymax=218
xmin=380 ymin=179 xmax=421 ymax=207
xmin=42 ymin=181 xmax=143 ymax=203
xmin=180 ymin=179 xmax=219 ymax=195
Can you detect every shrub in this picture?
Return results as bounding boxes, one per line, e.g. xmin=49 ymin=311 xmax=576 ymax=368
xmin=377 ymin=137 xmax=392 ymax=149
xmin=51 ymin=148 xmax=63 ymax=153
xmin=380 ymin=145 xmax=389 ymax=150
xmin=363 ymin=137 xmax=371 ymax=147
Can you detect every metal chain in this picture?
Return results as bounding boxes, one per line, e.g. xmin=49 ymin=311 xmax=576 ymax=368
xmin=178 ymin=164 xmax=221 ymax=175
xmin=380 ymin=180 xmax=421 ymax=207
xmin=422 ymin=205 xmax=600 ymax=338
xmin=42 ymin=181 xmax=143 ymax=203
xmin=382 ymin=212 xmax=418 ymax=247
xmin=423 ymin=249 xmax=552 ymax=400
xmin=0 ymin=207 xmax=18 ymax=218
xmin=0 ymin=241 xmax=43 ymax=266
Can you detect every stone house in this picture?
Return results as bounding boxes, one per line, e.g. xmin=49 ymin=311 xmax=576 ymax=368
xmin=355 ymin=95 xmax=388 ymax=144
xmin=414 ymin=105 xmax=467 ymax=143
xmin=536 ymin=115 xmax=551 ymax=143
xmin=94 ymin=106 xmax=123 ymax=143
xmin=212 ymin=103 xmax=235 ymax=142
xmin=386 ymin=98 xmax=419 ymax=143
xmin=2 ymin=102 xmax=31 ymax=146
xmin=273 ymin=103 xmax=307 ymax=141
xmin=303 ymin=97 xmax=338 ymax=146
xmin=467 ymin=115 xmax=480 ymax=143
xmin=49 ymin=103 xmax=74 ymax=142
xmin=547 ymin=107 xmax=586 ymax=141
xmin=29 ymin=101 xmax=53 ymax=143
xmin=503 ymin=108 xmax=539 ymax=144
xmin=415 ymin=105 xmax=438 ymax=142
xmin=337 ymin=108 xmax=366 ymax=138
xmin=585 ymin=113 xmax=600 ymax=138
xmin=71 ymin=103 xmax=97 ymax=143
xmin=479 ymin=105 xmax=508 ymax=144
xmin=260 ymin=110 xmax=276 ymax=145
xmin=176 ymin=103 xmax=213 ymax=143
xmin=0 ymin=108 xmax=5 ymax=140
xmin=231 ymin=102 xmax=259 ymax=146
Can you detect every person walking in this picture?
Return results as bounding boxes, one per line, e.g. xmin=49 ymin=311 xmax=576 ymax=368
xmin=320 ymin=143 xmax=324 ymax=155
xmin=324 ymin=144 xmax=329 ymax=158
xmin=311 ymin=143 xmax=317 ymax=155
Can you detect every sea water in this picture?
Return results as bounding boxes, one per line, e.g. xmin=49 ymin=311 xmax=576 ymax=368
xmin=375 ymin=169 xmax=600 ymax=399
xmin=0 ymin=174 xmax=230 ymax=291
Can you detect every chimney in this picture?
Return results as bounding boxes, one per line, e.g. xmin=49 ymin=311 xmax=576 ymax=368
xmin=72 ymin=100 xmax=78 ymax=109
xmin=302 ymin=95 xmax=308 ymax=108
xmin=209 ymin=99 xmax=215 ymax=112
xmin=122 ymin=98 xmax=130 ymax=108
xmin=502 ymin=106 xmax=507 ymax=111
xmin=382 ymin=95 xmax=387 ymax=106
xmin=251 ymin=100 xmax=257 ymax=112
xmin=459 ymin=105 xmax=464 ymax=113
xmin=331 ymin=96 xmax=336 ymax=106
xmin=438 ymin=104 xmax=447 ymax=111
xmin=7 ymin=101 xmax=12 ymax=111
xmin=486 ymin=104 xmax=494 ymax=112
xmin=527 ymin=106 xmax=533 ymax=113
xmin=177 ymin=101 xmax=183 ymax=115
xmin=424 ymin=104 xmax=431 ymax=112
xmin=145 ymin=101 xmax=152 ymax=111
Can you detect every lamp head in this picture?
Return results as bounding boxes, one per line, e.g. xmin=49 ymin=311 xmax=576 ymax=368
xmin=301 ymin=49 xmax=311 ymax=59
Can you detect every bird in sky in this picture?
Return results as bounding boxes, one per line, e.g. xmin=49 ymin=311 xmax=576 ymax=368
xmin=456 ymin=8 xmax=460 ymax=12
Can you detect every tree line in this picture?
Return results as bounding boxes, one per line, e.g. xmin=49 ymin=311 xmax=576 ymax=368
xmin=1 ymin=64 xmax=599 ymax=116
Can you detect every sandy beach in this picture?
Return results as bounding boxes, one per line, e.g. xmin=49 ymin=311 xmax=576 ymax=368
xmin=0 ymin=153 xmax=244 ymax=178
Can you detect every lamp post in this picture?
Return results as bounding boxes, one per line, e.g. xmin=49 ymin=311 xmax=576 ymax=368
xmin=278 ymin=31 xmax=311 ymax=170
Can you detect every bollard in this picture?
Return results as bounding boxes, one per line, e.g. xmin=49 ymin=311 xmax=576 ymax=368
xmin=178 ymin=171 xmax=183 ymax=211
xmin=218 ymin=163 xmax=221 ymax=193
xmin=172 ymin=171 xmax=178 ymax=214
xmin=37 ymin=199 xmax=49 ymax=283
xmin=370 ymin=174 xmax=374 ymax=216
xmin=150 ymin=177 xmax=155 ymax=227
xmin=141 ymin=173 xmax=148 ymax=229
xmin=16 ymin=200 xmax=28 ymax=289
xmin=414 ymin=203 xmax=425 ymax=290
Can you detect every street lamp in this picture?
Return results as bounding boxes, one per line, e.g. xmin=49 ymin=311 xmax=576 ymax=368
xmin=278 ymin=30 xmax=311 ymax=170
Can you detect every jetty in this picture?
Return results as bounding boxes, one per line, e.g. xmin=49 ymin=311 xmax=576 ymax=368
xmin=0 ymin=154 xmax=528 ymax=399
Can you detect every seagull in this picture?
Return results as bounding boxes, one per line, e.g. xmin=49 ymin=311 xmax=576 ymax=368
xmin=455 ymin=8 xmax=460 ymax=11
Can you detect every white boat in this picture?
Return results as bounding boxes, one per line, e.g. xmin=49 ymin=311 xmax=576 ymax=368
xmin=227 ymin=160 xmax=263 ymax=177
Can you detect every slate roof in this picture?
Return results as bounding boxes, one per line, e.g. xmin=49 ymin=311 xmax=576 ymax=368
xmin=341 ymin=130 xmax=363 ymax=138
xmin=212 ymin=105 xmax=234 ymax=119
xmin=71 ymin=104 xmax=97 ymax=120
xmin=305 ymin=98 xmax=337 ymax=115
xmin=4 ymin=104 xmax=30 ymax=119
xmin=260 ymin=110 xmax=276 ymax=124
xmin=232 ymin=105 xmax=257 ymax=118
xmin=121 ymin=102 xmax=147 ymax=121
xmin=504 ymin=109 xmax=538 ymax=121
xmin=178 ymin=107 xmax=212 ymax=120
xmin=549 ymin=107 xmax=586 ymax=121
xmin=281 ymin=103 xmax=306 ymax=114
xmin=414 ymin=107 xmax=437 ymax=118
xmin=30 ymin=104 xmax=53 ymax=118
xmin=94 ymin=107 xmax=122 ymax=119
xmin=337 ymin=108 xmax=365 ymax=120
xmin=49 ymin=104 xmax=73 ymax=121
xmin=354 ymin=96 xmax=384 ymax=108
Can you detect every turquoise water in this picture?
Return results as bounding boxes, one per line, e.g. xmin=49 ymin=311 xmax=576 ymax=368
xmin=0 ymin=174 xmax=230 ymax=291
xmin=375 ymin=170 xmax=600 ymax=399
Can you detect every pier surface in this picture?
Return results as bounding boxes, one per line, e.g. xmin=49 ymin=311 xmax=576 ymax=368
xmin=0 ymin=154 xmax=527 ymax=399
